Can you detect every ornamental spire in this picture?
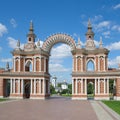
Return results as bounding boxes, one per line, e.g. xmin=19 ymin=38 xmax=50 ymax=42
xmin=27 ymin=21 xmax=36 ymax=43
xmin=85 ymin=19 xmax=94 ymax=40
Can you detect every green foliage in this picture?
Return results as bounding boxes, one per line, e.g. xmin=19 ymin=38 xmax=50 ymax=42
xmin=87 ymin=83 xmax=94 ymax=94
xmin=109 ymin=79 xmax=114 ymax=94
xmin=102 ymin=101 xmax=120 ymax=115
xmin=57 ymin=83 xmax=61 ymax=87
xmin=50 ymin=85 xmax=56 ymax=94
xmin=61 ymin=89 xmax=69 ymax=94
xmin=68 ymin=84 xmax=72 ymax=94
xmin=0 ymin=98 xmax=8 ymax=102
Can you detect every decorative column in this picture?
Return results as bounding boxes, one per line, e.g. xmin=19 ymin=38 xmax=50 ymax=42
xmin=85 ymin=78 xmax=87 ymax=95
xmin=95 ymin=78 xmax=97 ymax=94
xmin=98 ymin=56 xmax=100 ymax=71
xmin=18 ymin=79 xmax=20 ymax=94
xmin=21 ymin=79 xmax=24 ymax=94
xmin=34 ymin=57 xmax=36 ymax=72
xmin=81 ymin=78 xmax=83 ymax=94
xmin=34 ymin=79 xmax=36 ymax=94
xmin=104 ymin=78 xmax=106 ymax=94
xmin=76 ymin=79 xmax=78 ymax=95
xmin=44 ymin=57 xmax=46 ymax=72
xmin=43 ymin=79 xmax=46 ymax=95
xmin=72 ymin=79 xmax=74 ymax=95
xmin=10 ymin=79 xmax=13 ymax=94
xmin=31 ymin=79 xmax=33 ymax=94
xmin=76 ymin=56 xmax=77 ymax=71
xmin=107 ymin=78 xmax=109 ymax=94
xmin=13 ymin=79 xmax=15 ymax=94
xmin=13 ymin=57 xmax=15 ymax=72
xmin=19 ymin=57 xmax=20 ymax=72
xmin=98 ymin=78 xmax=100 ymax=94
xmin=81 ymin=56 xmax=83 ymax=72
xmin=39 ymin=79 xmax=41 ymax=94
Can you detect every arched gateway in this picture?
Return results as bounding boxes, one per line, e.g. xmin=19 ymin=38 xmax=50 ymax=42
xmin=0 ymin=21 xmax=120 ymax=100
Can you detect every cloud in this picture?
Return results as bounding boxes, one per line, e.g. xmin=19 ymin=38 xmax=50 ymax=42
xmin=49 ymin=44 xmax=72 ymax=72
xmin=7 ymin=37 xmax=17 ymax=49
xmin=113 ymin=4 xmax=120 ymax=10
xmin=108 ymin=56 xmax=120 ymax=67
xmin=10 ymin=18 xmax=17 ymax=28
xmin=0 ymin=23 xmax=7 ymax=37
xmin=106 ymin=41 xmax=120 ymax=50
xmin=102 ymin=31 xmax=110 ymax=38
xmin=0 ymin=58 xmax=12 ymax=62
xmin=91 ymin=15 xmax=103 ymax=22
xmin=50 ymin=44 xmax=71 ymax=59
xmin=49 ymin=63 xmax=70 ymax=72
xmin=94 ymin=21 xmax=111 ymax=31
xmin=111 ymin=25 xmax=120 ymax=32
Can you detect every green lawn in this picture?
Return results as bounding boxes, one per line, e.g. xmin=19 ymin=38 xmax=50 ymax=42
xmin=0 ymin=98 xmax=8 ymax=102
xmin=61 ymin=94 xmax=72 ymax=97
xmin=102 ymin=101 xmax=120 ymax=115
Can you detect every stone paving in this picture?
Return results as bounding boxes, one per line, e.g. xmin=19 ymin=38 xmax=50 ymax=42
xmin=0 ymin=96 xmax=119 ymax=120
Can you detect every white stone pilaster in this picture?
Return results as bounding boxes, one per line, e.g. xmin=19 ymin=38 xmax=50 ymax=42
xmin=98 ymin=78 xmax=100 ymax=94
xmin=95 ymin=78 xmax=97 ymax=94
xmin=44 ymin=58 xmax=46 ymax=72
xmin=107 ymin=78 xmax=109 ymax=94
xmin=18 ymin=79 xmax=20 ymax=94
xmin=81 ymin=56 xmax=83 ymax=72
xmin=31 ymin=79 xmax=33 ymax=94
xmin=34 ymin=57 xmax=36 ymax=72
xmin=85 ymin=79 xmax=87 ymax=95
xmin=19 ymin=57 xmax=20 ymax=72
xmin=76 ymin=79 xmax=78 ymax=95
xmin=76 ymin=56 xmax=77 ymax=71
xmin=13 ymin=79 xmax=15 ymax=94
xmin=81 ymin=79 xmax=83 ymax=94
xmin=104 ymin=78 xmax=106 ymax=94
xmin=10 ymin=79 xmax=13 ymax=94
xmin=72 ymin=79 xmax=74 ymax=94
xmin=21 ymin=79 xmax=24 ymax=94
xmin=39 ymin=79 xmax=41 ymax=94
xmin=34 ymin=79 xmax=36 ymax=94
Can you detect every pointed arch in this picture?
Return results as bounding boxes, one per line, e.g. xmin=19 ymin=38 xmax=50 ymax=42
xmin=42 ymin=33 xmax=76 ymax=53
xmin=25 ymin=60 xmax=33 ymax=72
xmin=87 ymin=59 xmax=95 ymax=71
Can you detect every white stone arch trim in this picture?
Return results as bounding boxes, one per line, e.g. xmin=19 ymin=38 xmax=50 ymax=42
xmin=86 ymin=58 xmax=96 ymax=71
xmin=42 ymin=33 xmax=76 ymax=53
xmin=25 ymin=59 xmax=33 ymax=71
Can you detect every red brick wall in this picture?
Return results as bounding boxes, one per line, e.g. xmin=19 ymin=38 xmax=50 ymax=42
xmin=0 ymin=78 xmax=4 ymax=97
xmin=116 ymin=78 xmax=120 ymax=96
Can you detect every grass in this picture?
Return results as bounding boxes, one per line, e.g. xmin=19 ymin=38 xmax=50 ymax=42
xmin=61 ymin=94 xmax=72 ymax=97
xmin=0 ymin=98 xmax=8 ymax=102
xmin=102 ymin=101 xmax=120 ymax=115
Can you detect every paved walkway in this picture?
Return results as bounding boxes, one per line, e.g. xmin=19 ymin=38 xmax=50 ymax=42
xmin=0 ymin=96 xmax=120 ymax=120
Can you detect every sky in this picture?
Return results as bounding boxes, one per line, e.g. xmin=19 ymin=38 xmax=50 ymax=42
xmin=0 ymin=0 xmax=120 ymax=83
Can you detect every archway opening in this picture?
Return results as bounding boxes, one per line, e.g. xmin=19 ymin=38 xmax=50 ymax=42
xmin=23 ymin=80 xmax=30 ymax=99
xmin=49 ymin=43 xmax=72 ymax=98
xmin=25 ymin=61 xmax=32 ymax=72
xmin=87 ymin=80 xmax=94 ymax=100
xmin=87 ymin=60 xmax=95 ymax=71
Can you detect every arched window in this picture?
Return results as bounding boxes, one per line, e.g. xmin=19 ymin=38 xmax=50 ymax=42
xmin=25 ymin=60 xmax=32 ymax=72
xmin=87 ymin=60 xmax=94 ymax=71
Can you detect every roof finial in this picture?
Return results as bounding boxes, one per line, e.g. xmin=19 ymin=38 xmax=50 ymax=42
xmin=88 ymin=18 xmax=92 ymax=28
xmin=17 ymin=40 xmax=20 ymax=48
xmin=37 ymin=39 xmax=40 ymax=47
xmin=29 ymin=20 xmax=34 ymax=33
xmin=99 ymin=36 xmax=103 ymax=48
xmin=77 ymin=37 xmax=81 ymax=48
xmin=6 ymin=62 xmax=9 ymax=71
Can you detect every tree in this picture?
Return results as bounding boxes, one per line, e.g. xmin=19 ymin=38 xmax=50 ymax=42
xmin=50 ymin=85 xmax=56 ymax=94
xmin=87 ymin=83 xmax=94 ymax=94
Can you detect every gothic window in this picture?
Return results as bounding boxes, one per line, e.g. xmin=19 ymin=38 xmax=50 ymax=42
xmin=25 ymin=60 xmax=32 ymax=72
xmin=87 ymin=60 xmax=95 ymax=71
